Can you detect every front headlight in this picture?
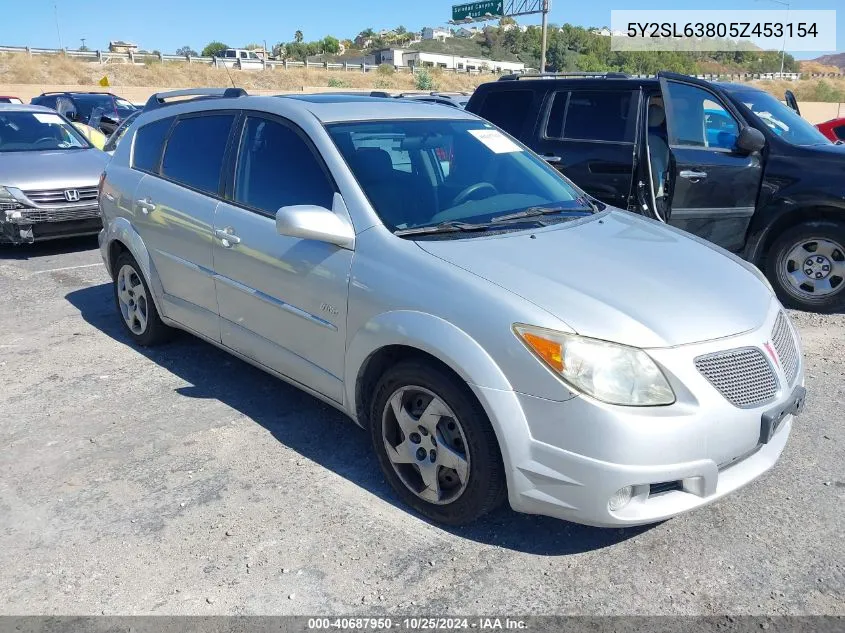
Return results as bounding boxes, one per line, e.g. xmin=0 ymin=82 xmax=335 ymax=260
xmin=514 ymin=324 xmax=675 ymax=406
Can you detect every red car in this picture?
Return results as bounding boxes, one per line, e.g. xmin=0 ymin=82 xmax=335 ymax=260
xmin=0 ymin=96 xmax=23 ymax=104
xmin=816 ymin=117 xmax=845 ymax=143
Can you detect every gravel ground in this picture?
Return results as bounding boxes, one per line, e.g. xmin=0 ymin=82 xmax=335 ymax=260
xmin=0 ymin=237 xmax=842 ymax=616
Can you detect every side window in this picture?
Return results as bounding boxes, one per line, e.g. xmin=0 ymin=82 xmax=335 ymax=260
xmin=476 ymin=90 xmax=533 ymax=137
xmin=132 ymin=117 xmax=173 ymax=173
xmin=665 ymin=82 xmax=740 ymax=150
xmin=834 ymin=125 xmax=845 ymax=141
xmin=160 ymin=114 xmax=234 ymax=194
xmin=234 ymin=117 xmax=335 ymax=214
xmin=225 ymin=50 xmax=236 ymax=58
xmin=548 ymin=90 xmax=637 ymax=143
xmin=239 ymin=51 xmax=248 ymax=59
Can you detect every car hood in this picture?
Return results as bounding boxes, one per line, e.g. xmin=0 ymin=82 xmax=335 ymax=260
xmin=0 ymin=148 xmax=108 ymax=190
xmin=417 ymin=211 xmax=773 ymax=348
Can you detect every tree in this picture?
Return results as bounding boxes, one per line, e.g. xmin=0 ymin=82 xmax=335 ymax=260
xmin=176 ymin=46 xmax=198 ymax=57
xmin=396 ymin=25 xmax=407 ymax=35
xmin=294 ymin=30 xmax=304 ymax=43
xmin=321 ymin=36 xmax=340 ymax=54
xmin=201 ymin=41 xmax=228 ymax=57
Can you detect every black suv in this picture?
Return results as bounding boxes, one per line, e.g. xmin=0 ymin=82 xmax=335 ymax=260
xmin=30 ymin=92 xmax=138 ymax=135
xmin=466 ymin=72 xmax=845 ymax=312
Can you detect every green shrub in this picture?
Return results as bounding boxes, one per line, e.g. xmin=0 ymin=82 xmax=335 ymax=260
xmin=377 ymin=63 xmax=395 ymax=76
xmin=327 ymin=77 xmax=349 ymax=88
xmin=415 ymin=68 xmax=435 ymax=91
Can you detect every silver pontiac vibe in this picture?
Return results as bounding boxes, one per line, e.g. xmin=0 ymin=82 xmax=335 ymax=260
xmin=98 ymin=90 xmax=805 ymax=527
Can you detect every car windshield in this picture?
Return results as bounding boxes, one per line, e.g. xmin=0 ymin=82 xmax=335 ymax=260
xmin=0 ymin=111 xmax=89 ymax=152
xmin=734 ymin=90 xmax=831 ymax=146
xmin=114 ymin=97 xmax=138 ymax=117
xmin=327 ymin=119 xmax=589 ymax=233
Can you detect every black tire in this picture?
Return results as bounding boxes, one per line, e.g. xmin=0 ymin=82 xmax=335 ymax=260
xmin=369 ymin=360 xmax=506 ymax=525
xmin=112 ymin=251 xmax=173 ymax=346
xmin=766 ymin=221 xmax=845 ymax=313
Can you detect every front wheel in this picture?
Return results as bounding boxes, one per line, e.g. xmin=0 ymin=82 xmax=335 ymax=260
xmin=767 ymin=222 xmax=845 ymax=313
xmin=370 ymin=360 xmax=506 ymax=525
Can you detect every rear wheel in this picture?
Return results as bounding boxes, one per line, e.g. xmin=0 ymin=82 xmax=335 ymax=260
xmin=370 ymin=360 xmax=506 ymax=525
xmin=113 ymin=251 xmax=173 ymax=346
xmin=767 ymin=222 xmax=845 ymax=313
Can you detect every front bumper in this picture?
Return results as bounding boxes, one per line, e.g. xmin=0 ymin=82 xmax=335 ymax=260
xmin=1 ymin=205 xmax=102 ymax=244
xmin=476 ymin=303 xmax=804 ymax=527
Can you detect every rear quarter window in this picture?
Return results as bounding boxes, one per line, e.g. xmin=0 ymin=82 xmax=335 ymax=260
xmin=475 ymin=89 xmax=534 ymax=138
xmin=131 ymin=117 xmax=174 ymax=173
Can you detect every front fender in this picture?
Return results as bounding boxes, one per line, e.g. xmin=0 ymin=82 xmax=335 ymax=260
xmin=101 ymin=217 xmax=168 ymax=319
xmin=344 ymin=311 xmax=513 ymax=408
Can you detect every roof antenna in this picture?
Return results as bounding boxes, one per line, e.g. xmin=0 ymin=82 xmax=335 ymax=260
xmin=222 ymin=56 xmax=237 ymax=89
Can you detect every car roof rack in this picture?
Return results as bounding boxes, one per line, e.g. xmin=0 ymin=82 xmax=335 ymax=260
xmin=144 ymin=87 xmax=248 ymax=110
xmin=498 ymin=72 xmax=630 ymax=81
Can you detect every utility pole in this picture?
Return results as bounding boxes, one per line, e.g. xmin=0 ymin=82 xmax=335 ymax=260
xmin=80 ymin=37 xmax=86 ymax=50
xmin=539 ymin=0 xmax=550 ymax=72
xmin=54 ymin=1 xmax=63 ymax=49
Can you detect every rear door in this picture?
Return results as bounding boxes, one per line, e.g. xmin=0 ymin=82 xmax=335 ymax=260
xmin=658 ymin=73 xmax=764 ymax=252
xmin=534 ymin=87 xmax=640 ymax=209
xmin=130 ymin=111 xmax=236 ymax=342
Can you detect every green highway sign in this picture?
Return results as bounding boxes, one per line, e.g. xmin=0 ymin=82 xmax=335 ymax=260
xmin=452 ymin=0 xmax=504 ymax=22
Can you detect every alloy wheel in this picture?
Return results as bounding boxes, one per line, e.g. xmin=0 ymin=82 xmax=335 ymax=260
xmin=381 ymin=386 xmax=470 ymax=505
xmin=116 ymin=264 xmax=149 ymax=335
xmin=778 ymin=236 xmax=845 ymax=301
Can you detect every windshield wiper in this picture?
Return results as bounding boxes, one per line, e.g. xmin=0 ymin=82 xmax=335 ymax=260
xmin=491 ymin=203 xmax=593 ymax=224
xmin=394 ymin=220 xmax=491 ymax=236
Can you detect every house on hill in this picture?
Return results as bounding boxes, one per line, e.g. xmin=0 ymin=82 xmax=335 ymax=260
xmin=108 ymin=40 xmax=138 ymax=53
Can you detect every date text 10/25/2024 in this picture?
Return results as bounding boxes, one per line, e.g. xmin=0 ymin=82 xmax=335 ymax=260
xmin=307 ymin=618 xmax=527 ymax=631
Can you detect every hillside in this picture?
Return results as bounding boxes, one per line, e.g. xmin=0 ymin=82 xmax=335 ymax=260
xmin=812 ymin=53 xmax=845 ymax=71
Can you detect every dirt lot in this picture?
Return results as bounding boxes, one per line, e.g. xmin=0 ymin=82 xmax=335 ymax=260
xmin=0 ymin=237 xmax=843 ymax=615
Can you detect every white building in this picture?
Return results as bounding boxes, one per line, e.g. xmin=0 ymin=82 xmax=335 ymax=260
xmin=455 ymin=27 xmax=482 ymax=38
xmin=403 ymin=50 xmax=524 ymax=73
xmin=422 ymin=27 xmax=453 ymax=42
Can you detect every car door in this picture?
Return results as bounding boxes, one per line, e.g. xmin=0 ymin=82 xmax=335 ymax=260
xmin=534 ymin=88 xmax=640 ymax=209
xmin=130 ymin=112 xmax=236 ymax=342
xmin=658 ymin=73 xmax=764 ymax=252
xmin=212 ymin=113 xmax=353 ymax=403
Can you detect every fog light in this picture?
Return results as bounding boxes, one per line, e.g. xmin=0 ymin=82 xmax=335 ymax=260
xmin=608 ymin=486 xmax=634 ymax=511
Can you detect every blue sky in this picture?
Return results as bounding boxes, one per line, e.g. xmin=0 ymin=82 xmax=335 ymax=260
xmin=10 ymin=0 xmax=843 ymax=59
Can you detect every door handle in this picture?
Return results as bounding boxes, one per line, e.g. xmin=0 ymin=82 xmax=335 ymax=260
xmin=136 ymin=198 xmax=156 ymax=214
xmin=214 ymin=227 xmax=241 ymax=247
xmin=542 ymin=154 xmax=562 ymax=164
xmin=679 ymin=170 xmax=708 ymax=181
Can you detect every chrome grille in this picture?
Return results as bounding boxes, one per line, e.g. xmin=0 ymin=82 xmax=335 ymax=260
xmin=695 ymin=348 xmax=778 ymax=408
xmin=22 ymin=187 xmax=98 ymax=206
xmin=771 ymin=312 xmax=799 ymax=386
xmin=16 ymin=207 xmax=101 ymax=223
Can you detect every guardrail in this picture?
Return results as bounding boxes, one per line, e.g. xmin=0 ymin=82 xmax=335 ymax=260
xmin=1 ymin=45 xmax=842 ymax=79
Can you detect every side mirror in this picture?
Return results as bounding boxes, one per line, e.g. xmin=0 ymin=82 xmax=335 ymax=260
xmin=275 ymin=195 xmax=355 ymax=249
xmin=736 ymin=127 xmax=766 ymax=154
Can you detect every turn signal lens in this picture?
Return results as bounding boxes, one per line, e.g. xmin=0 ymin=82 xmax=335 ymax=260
xmin=520 ymin=331 xmax=564 ymax=372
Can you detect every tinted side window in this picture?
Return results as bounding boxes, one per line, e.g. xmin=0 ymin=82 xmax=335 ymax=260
xmin=476 ymin=90 xmax=533 ymax=137
xmin=234 ymin=117 xmax=334 ymax=214
xmin=551 ymin=90 xmax=637 ymax=143
xmin=834 ymin=125 xmax=845 ymax=141
xmin=132 ymin=117 xmax=174 ymax=173
xmin=161 ymin=114 xmax=234 ymax=195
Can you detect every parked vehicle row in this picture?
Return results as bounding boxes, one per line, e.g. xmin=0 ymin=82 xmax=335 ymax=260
xmin=95 ymin=87 xmax=805 ymax=528
xmin=465 ymin=72 xmax=845 ymax=313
